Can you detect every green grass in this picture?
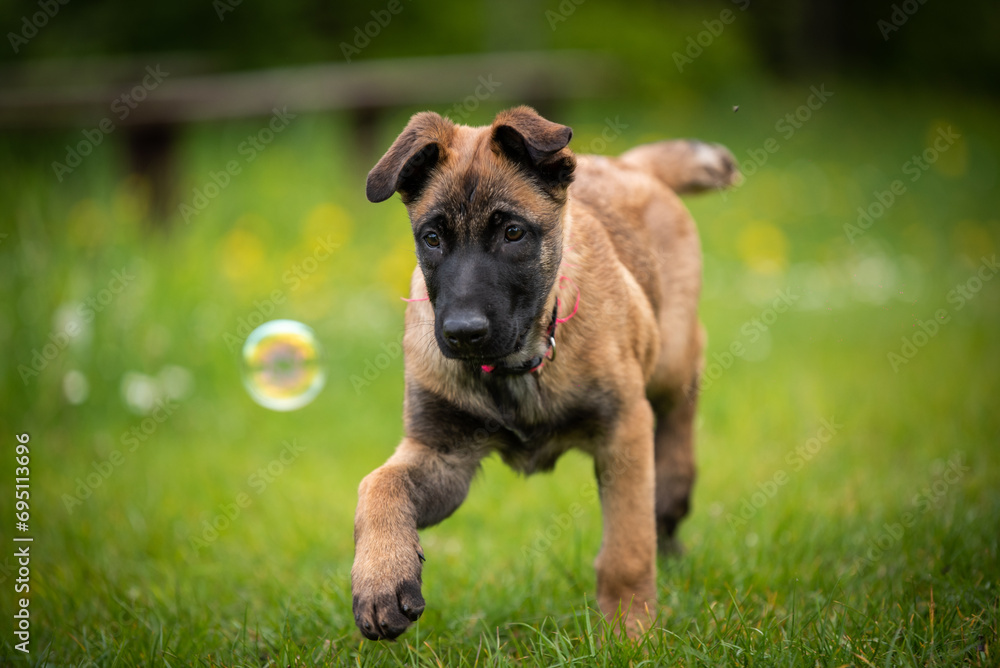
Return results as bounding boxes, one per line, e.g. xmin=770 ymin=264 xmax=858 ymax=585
xmin=1 ymin=80 xmax=998 ymax=666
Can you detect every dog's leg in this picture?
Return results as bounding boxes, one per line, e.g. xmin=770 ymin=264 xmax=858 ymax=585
xmin=593 ymin=395 xmax=657 ymax=638
xmin=650 ymin=388 xmax=697 ymax=555
xmin=351 ymin=437 xmax=481 ymax=640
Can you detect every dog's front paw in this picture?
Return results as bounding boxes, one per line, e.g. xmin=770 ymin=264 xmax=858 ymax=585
xmin=351 ymin=546 xmax=426 ymax=640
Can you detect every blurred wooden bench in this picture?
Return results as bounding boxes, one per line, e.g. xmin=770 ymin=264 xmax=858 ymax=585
xmin=0 ymin=51 xmax=619 ymax=219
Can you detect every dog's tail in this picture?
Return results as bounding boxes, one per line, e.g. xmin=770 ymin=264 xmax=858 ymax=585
xmin=619 ymin=139 xmax=741 ymax=194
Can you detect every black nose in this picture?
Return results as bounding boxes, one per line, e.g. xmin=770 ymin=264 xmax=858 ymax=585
xmin=442 ymin=313 xmax=489 ymax=351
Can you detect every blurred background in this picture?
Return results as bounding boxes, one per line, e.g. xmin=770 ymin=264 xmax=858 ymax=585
xmin=1 ymin=0 xmax=998 ymax=663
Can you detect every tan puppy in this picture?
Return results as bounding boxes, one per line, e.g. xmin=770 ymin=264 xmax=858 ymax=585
xmin=353 ymin=106 xmax=737 ymax=640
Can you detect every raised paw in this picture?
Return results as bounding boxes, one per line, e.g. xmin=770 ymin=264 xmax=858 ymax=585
xmin=352 ymin=578 xmax=425 ymax=640
xmin=351 ymin=548 xmax=426 ymax=640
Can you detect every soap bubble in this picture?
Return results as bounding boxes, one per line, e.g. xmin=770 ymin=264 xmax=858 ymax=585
xmin=240 ymin=320 xmax=325 ymax=411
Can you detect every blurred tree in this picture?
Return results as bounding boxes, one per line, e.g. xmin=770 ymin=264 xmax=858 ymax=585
xmin=734 ymin=0 xmax=1000 ymax=92
xmin=0 ymin=0 xmax=995 ymax=95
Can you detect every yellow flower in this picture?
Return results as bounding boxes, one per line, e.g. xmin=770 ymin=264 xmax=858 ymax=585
xmin=926 ymin=120 xmax=966 ymax=178
xmin=377 ymin=239 xmax=418 ymax=297
xmin=738 ymin=221 xmax=789 ymax=275
xmin=67 ymin=199 xmax=106 ymax=248
xmin=303 ymin=203 xmax=353 ymax=248
xmin=952 ymin=220 xmax=995 ymax=263
xmin=221 ymin=226 xmax=266 ymax=285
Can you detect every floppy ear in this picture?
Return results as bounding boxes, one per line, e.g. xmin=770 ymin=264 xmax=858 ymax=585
xmin=491 ymin=106 xmax=576 ymax=196
xmin=366 ymin=112 xmax=454 ymax=203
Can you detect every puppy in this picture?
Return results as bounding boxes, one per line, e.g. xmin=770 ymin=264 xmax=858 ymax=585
xmin=352 ymin=106 xmax=737 ymax=640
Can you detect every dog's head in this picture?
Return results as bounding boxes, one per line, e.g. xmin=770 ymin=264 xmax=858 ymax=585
xmin=367 ymin=106 xmax=576 ymax=365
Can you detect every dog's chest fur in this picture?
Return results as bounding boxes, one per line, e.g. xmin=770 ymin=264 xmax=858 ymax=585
xmin=406 ymin=366 xmax=618 ymax=475
xmin=472 ymin=373 xmax=618 ymax=474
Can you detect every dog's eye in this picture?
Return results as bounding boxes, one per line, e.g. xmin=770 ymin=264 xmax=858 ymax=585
xmin=423 ymin=231 xmax=441 ymax=248
xmin=504 ymin=225 xmax=525 ymax=242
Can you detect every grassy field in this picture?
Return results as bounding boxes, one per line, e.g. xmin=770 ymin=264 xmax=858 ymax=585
xmin=1 ymin=79 xmax=998 ymax=666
